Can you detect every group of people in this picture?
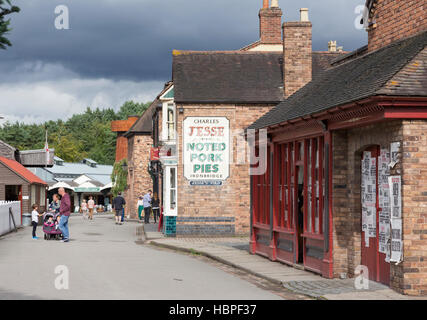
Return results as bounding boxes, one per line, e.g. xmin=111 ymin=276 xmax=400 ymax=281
xmin=31 ymin=187 xmax=71 ymax=243
xmin=137 ymin=190 xmax=160 ymax=224
xmin=31 ymin=188 xmax=161 ymax=240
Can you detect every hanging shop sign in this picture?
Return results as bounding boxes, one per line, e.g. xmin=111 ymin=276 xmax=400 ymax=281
xmin=183 ymin=117 xmax=230 ymax=185
xmin=74 ymin=187 xmax=100 ymax=193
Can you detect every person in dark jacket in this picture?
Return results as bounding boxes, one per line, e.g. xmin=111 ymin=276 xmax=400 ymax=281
xmin=48 ymin=194 xmax=60 ymax=214
xmin=152 ymin=193 xmax=160 ymax=223
xmin=112 ymin=192 xmax=126 ymax=225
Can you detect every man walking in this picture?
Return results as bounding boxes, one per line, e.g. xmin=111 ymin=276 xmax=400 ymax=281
xmin=58 ymin=187 xmax=71 ymax=242
xmin=143 ymin=190 xmax=152 ymax=224
xmin=112 ymin=192 xmax=126 ymax=225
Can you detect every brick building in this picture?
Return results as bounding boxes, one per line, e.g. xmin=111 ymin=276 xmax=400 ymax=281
xmin=123 ymin=83 xmax=173 ymax=219
xmin=149 ymin=2 xmax=343 ymax=236
xmin=248 ymin=0 xmax=427 ymax=295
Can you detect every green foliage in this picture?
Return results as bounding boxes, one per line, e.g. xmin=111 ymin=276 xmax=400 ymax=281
xmin=111 ymin=159 xmax=128 ymax=197
xmin=0 ymin=0 xmax=20 ymax=49
xmin=0 ymin=100 xmax=152 ymax=165
xmin=116 ymin=101 xmax=150 ymax=120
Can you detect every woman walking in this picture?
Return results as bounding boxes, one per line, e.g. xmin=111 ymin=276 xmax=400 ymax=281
xmin=81 ymin=199 xmax=88 ymax=219
xmin=152 ymin=193 xmax=160 ymax=224
xmin=137 ymin=196 xmax=144 ymax=221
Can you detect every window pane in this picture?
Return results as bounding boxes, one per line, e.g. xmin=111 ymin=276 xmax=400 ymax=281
xmin=170 ymin=168 xmax=176 ymax=189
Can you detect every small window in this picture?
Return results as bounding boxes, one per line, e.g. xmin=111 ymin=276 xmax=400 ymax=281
xmin=167 ymin=103 xmax=175 ymax=140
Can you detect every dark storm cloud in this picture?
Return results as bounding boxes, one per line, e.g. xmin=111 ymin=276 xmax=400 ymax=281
xmin=1 ymin=0 xmax=367 ymax=82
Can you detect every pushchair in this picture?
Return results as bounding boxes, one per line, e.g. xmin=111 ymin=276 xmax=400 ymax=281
xmin=42 ymin=212 xmax=63 ymax=240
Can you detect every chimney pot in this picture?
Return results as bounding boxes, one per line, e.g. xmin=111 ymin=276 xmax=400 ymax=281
xmin=328 ymin=41 xmax=337 ymax=52
xmin=263 ymin=0 xmax=269 ymax=9
xmin=271 ymin=0 xmax=279 ymax=8
xmin=300 ymin=8 xmax=309 ymax=22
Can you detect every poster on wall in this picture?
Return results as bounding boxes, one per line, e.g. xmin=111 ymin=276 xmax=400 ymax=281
xmin=390 ymin=218 xmax=403 ymax=263
xmin=390 ymin=142 xmax=401 ymax=168
xmin=389 ymin=176 xmax=402 ymax=219
xmin=378 ymin=149 xmax=391 ymax=254
xmin=183 ymin=117 xmax=230 ymax=185
xmin=361 ymin=152 xmax=376 ymax=247
xmin=389 ymin=175 xmax=403 ymax=263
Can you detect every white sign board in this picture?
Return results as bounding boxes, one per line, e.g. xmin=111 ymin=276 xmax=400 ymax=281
xmin=183 ymin=117 xmax=230 ymax=185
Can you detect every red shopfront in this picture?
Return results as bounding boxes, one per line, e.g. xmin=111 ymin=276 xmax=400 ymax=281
xmin=250 ymin=130 xmax=333 ymax=278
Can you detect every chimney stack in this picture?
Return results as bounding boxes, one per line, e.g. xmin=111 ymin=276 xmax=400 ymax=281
xmin=282 ymin=8 xmax=312 ymax=98
xmin=259 ymin=0 xmax=283 ymax=44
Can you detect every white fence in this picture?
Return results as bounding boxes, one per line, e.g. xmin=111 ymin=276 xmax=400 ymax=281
xmin=0 ymin=201 xmax=21 ymax=237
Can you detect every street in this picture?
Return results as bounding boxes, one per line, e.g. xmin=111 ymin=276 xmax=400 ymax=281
xmin=0 ymin=216 xmax=282 ymax=300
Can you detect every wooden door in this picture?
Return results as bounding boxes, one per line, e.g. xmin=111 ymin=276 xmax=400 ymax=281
xmin=361 ymin=146 xmax=390 ymax=285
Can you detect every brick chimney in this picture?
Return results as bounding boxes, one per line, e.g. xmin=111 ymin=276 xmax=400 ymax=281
xmin=259 ymin=0 xmax=283 ymax=44
xmin=283 ymin=8 xmax=312 ymax=98
xmin=366 ymin=0 xmax=427 ymax=52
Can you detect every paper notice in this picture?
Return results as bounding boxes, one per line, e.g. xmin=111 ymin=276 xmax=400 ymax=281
xmin=390 ymin=218 xmax=403 ymax=263
xmin=389 ymin=142 xmax=401 ymax=168
xmin=389 ymin=176 xmax=402 ymax=219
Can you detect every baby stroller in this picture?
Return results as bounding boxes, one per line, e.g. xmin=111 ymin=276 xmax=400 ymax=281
xmin=42 ymin=213 xmax=63 ymax=240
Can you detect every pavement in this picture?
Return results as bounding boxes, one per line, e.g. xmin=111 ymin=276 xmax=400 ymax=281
xmin=0 ymin=215 xmax=282 ymax=300
xmin=145 ymin=227 xmax=425 ymax=300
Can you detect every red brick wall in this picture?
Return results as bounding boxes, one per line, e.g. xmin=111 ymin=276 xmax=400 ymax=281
xmin=331 ymin=120 xmax=427 ymax=295
xmin=259 ymin=7 xmax=282 ymax=44
xmin=283 ymin=22 xmax=312 ymax=98
xmin=125 ymin=134 xmax=153 ymax=219
xmin=368 ymin=0 xmax=427 ymax=52
xmin=176 ymin=104 xmax=274 ymax=235
xmin=401 ymin=120 xmax=427 ymax=296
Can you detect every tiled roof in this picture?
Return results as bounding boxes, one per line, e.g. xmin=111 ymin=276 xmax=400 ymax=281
xmin=172 ymin=51 xmax=344 ymax=104
xmin=173 ymin=52 xmax=285 ymax=104
xmin=248 ymin=31 xmax=427 ymax=130
xmin=125 ymin=82 xmax=173 ymax=137
xmin=0 ymin=156 xmax=48 ymax=185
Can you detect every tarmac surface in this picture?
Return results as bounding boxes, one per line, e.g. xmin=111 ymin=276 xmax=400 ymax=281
xmin=0 ymin=215 xmax=281 ymax=300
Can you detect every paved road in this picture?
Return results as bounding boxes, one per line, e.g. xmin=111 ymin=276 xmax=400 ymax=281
xmin=0 ymin=216 xmax=281 ymax=300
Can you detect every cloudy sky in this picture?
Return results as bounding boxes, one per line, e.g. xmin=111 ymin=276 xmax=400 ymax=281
xmin=0 ymin=0 xmax=368 ymax=124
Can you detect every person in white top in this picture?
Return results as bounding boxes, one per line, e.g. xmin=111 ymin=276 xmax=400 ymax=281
xmin=137 ymin=196 xmax=144 ymax=221
xmin=31 ymin=204 xmax=43 ymax=240
xmin=88 ymin=196 xmax=95 ymax=220
xmin=81 ymin=199 xmax=88 ymax=219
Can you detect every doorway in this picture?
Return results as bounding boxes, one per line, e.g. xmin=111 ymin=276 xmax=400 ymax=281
xmin=361 ymin=146 xmax=390 ymax=285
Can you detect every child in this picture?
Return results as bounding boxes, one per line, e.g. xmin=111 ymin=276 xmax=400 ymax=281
xmin=44 ymin=216 xmax=54 ymax=227
xmin=55 ymin=215 xmax=61 ymax=230
xmin=31 ymin=204 xmax=43 ymax=240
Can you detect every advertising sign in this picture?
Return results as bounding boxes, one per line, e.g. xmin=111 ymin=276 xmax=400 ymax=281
xmin=183 ymin=117 xmax=230 ymax=185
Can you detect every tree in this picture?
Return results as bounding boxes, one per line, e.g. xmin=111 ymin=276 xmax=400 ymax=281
xmin=116 ymin=101 xmax=151 ymax=120
xmin=111 ymin=159 xmax=128 ymax=197
xmin=50 ymin=131 xmax=87 ymax=162
xmin=0 ymin=0 xmax=20 ymax=49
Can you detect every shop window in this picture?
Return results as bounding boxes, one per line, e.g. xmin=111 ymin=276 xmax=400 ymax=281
xmin=31 ymin=185 xmax=36 ymax=205
xmin=170 ymin=167 xmax=177 ymax=210
xmin=167 ymin=103 xmax=175 ymax=140
xmin=304 ymin=137 xmax=324 ymax=235
xmin=40 ymin=187 xmax=46 ymax=207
